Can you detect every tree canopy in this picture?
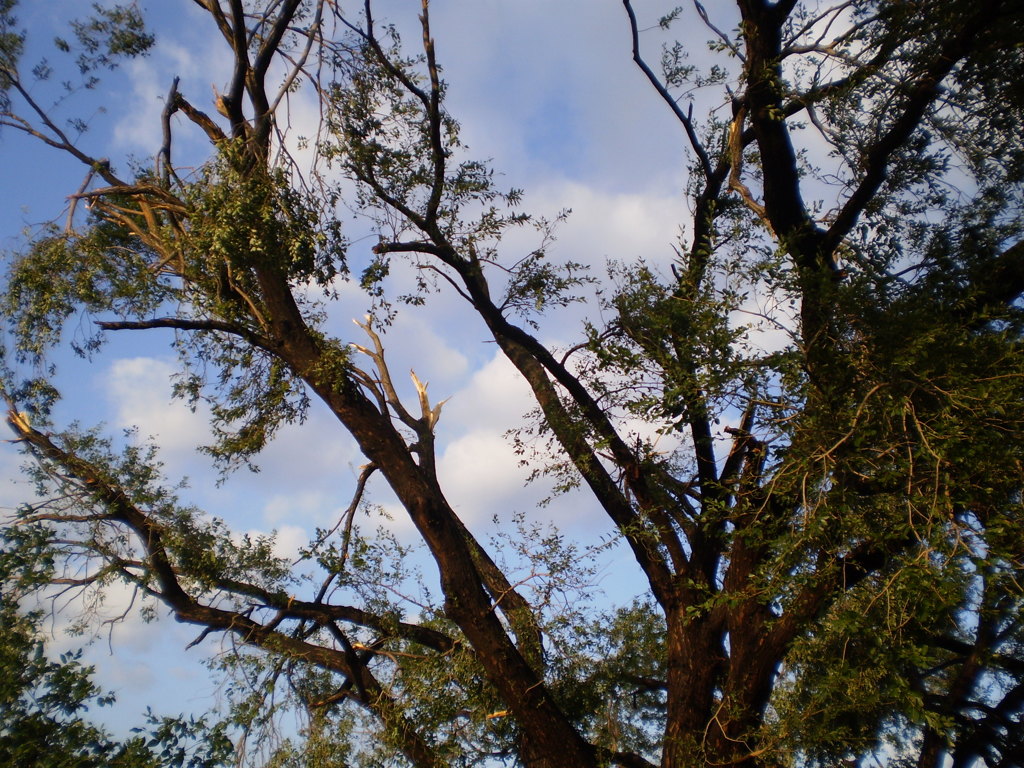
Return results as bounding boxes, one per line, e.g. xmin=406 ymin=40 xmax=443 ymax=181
xmin=1 ymin=1 xmax=1023 ymax=767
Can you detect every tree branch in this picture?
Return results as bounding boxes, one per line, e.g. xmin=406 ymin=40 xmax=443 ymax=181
xmin=622 ymin=0 xmax=715 ymax=181
xmin=95 ymin=317 xmax=277 ymax=354
xmin=3 ymin=406 xmax=445 ymax=768
xmin=822 ymin=0 xmax=1008 ymax=254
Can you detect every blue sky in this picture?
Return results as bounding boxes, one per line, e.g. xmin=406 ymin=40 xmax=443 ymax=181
xmin=0 ymin=0 xmax=712 ymax=734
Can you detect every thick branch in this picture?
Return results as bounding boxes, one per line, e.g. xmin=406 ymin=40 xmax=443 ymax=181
xmin=173 ymin=93 xmax=228 ymax=144
xmin=250 ymin=0 xmax=305 ymax=145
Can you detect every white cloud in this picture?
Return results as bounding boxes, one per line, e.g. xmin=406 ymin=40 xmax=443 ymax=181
xmin=528 ymin=180 xmax=687 ymax=271
xmin=112 ymin=8 xmax=231 ymax=156
xmin=437 ymin=430 xmax=532 ymax=522
xmin=262 ymin=490 xmax=336 ymax=527
xmin=440 ymin=352 xmax=532 ymax=434
xmin=272 ymin=524 xmax=308 ymax=561
xmin=40 ymin=578 xmax=170 ymax=657
xmin=238 ymin=523 xmax=308 ymax=562
xmin=103 ymin=356 xmax=211 ymax=465
xmin=0 ymin=450 xmax=33 ymax=514
xmin=428 ymin=0 xmax=690 ymax=195
xmin=432 ymin=353 xmax=559 ymax=526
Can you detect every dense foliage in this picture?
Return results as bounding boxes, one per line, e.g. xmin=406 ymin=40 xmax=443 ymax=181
xmin=1 ymin=1 xmax=1022 ymax=767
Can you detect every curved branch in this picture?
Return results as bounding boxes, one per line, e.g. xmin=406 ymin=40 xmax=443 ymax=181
xmin=622 ymin=0 xmax=715 ymax=180
xmin=95 ymin=317 xmax=277 ymax=355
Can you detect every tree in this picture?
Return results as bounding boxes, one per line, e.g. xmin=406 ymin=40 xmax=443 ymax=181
xmin=1 ymin=0 xmax=1023 ymax=766
xmin=0 ymin=523 xmax=233 ymax=768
